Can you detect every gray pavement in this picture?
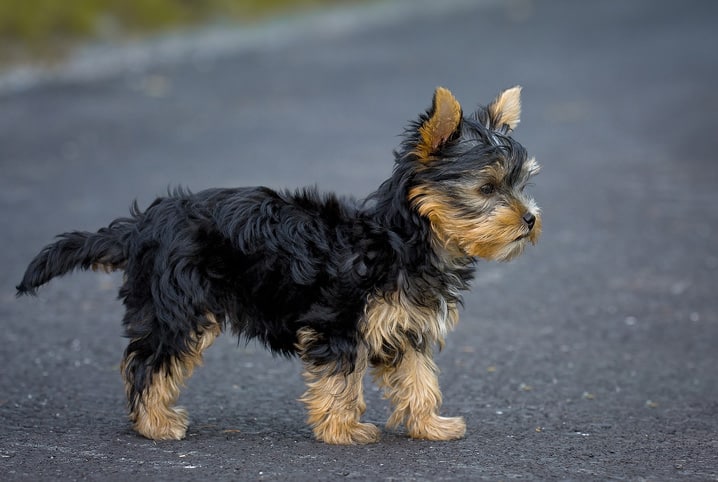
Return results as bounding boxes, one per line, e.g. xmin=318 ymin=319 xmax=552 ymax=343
xmin=1 ymin=0 xmax=717 ymax=480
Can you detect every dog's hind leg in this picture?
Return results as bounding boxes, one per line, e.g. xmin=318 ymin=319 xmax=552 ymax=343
xmin=296 ymin=328 xmax=380 ymax=445
xmin=121 ymin=312 xmax=221 ymax=440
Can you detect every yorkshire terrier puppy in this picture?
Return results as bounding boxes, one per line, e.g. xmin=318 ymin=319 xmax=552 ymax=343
xmin=17 ymin=86 xmax=541 ymax=444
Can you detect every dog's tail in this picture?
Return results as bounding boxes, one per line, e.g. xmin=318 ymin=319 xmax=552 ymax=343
xmin=16 ymin=215 xmax=137 ymax=296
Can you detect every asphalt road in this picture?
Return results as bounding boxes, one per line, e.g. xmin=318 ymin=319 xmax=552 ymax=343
xmin=2 ymin=0 xmax=717 ymax=480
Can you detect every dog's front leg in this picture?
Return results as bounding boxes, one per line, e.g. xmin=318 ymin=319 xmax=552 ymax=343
xmin=296 ymin=328 xmax=380 ymax=445
xmin=373 ymin=348 xmax=466 ymax=441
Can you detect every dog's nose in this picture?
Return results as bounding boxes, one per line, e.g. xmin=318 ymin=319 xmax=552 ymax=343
xmin=522 ymin=212 xmax=536 ymax=230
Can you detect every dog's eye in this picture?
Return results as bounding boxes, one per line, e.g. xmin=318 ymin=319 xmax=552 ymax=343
xmin=479 ymin=184 xmax=495 ymax=195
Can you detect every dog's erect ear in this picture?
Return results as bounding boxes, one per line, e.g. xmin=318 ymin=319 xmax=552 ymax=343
xmin=487 ymin=86 xmax=522 ymax=131
xmin=415 ymin=87 xmax=462 ymax=160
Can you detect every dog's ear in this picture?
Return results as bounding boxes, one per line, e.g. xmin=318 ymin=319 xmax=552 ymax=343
xmin=487 ymin=86 xmax=522 ymax=131
xmin=415 ymin=87 xmax=462 ymax=160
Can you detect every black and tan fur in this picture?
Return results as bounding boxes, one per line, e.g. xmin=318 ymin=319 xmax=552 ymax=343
xmin=17 ymin=87 xmax=541 ymax=444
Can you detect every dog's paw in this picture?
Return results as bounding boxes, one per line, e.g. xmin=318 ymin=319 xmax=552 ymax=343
xmin=134 ymin=406 xmax=189 ymax=441
xmin=407 ymin=415 xmax=466 ymax=441
xmin=315 ymin=421 xmax=381 ymax=445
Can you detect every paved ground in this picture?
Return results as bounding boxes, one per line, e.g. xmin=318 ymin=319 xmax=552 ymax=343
xmin=1 ymin=0 xmax=717 ymax=480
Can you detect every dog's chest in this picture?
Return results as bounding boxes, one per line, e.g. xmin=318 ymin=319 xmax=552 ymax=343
xmin=362 ymin=290 xmax=458 ymax=363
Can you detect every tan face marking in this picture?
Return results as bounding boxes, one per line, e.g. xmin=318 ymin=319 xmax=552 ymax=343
xmin=408 ymin=162 xmax=541 ymax=261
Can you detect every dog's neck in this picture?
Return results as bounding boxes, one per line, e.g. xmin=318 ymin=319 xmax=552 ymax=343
xmin=365 ymin=170 xmax=476 ymax=305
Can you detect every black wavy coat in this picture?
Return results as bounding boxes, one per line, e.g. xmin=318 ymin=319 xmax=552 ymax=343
xmin=17 ymin=177 xmax=474 ymax=382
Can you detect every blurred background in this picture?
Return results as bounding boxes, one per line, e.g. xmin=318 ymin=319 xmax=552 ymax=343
xmin=1 ymin=0 xmax=717 ymax=479
xmin=0 ymin=0 xmax=356 ymax=64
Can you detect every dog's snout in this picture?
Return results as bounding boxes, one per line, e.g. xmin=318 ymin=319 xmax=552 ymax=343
xmin=522 ymin=212 xmax=536 ymax=230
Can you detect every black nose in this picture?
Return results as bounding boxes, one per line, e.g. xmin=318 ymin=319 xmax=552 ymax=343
xmin=523 ymin=212 xmax=536 ymax=230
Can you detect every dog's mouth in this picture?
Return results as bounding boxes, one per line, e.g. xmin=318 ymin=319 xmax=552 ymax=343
xmin=513 ymin=233 xmax=530 ymax=242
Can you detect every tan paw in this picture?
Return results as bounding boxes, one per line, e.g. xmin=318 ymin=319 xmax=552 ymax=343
xmin=407 ymin=415 xmax=466 ymax=441
xmin=133 ymin=406 xmax=189 ymax=441
xmin=315 ymin=421 xmax=381 ymax=445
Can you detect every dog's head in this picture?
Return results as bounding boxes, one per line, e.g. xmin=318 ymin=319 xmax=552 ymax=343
xmin=403 ymin=87 xmax=541 ymax=261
